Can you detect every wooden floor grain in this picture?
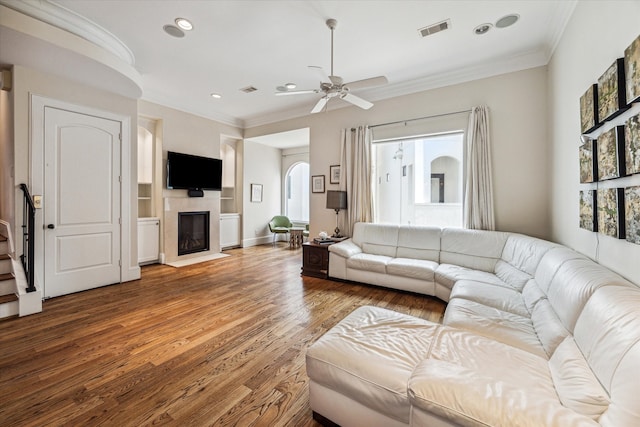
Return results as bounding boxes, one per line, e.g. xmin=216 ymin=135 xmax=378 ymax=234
xmin=0 ymin=244 xmax=445 ymax=426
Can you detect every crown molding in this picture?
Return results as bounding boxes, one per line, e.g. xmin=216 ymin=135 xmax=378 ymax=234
xmin=0 ymin=0 xmax=135 ymax=65
xmin=542 ymin=0 xmax=578 ymax=62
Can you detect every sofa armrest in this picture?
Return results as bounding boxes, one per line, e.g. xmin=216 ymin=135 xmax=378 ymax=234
xmin=408 ymin=359 xmax=599 ymax=427
xmin=328 ymin=239 xmax=362 ymax=258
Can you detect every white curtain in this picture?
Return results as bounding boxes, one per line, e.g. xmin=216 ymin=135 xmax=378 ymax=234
xmin=339 ymin=126 xmax=373 ymax=236
xmin=463 ymin=105 xmax=495 ymax=230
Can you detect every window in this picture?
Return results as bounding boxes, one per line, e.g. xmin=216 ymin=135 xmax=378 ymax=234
xmin=372 ymin=132 xmax=463 ymax=227
xmin=285 ymin=162 xmax=309 ymax=222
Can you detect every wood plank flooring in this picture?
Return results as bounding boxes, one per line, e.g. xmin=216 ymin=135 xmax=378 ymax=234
xmin=0 ymin=244 xmax=445 ymax=426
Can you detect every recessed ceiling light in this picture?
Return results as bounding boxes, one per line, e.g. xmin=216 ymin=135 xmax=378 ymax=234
xmin=285 ymin=83 xmax=297 ymax=90
xmin=210 ymin=93 xmax=222 ymax=99
xmin=473 ymin=23 xmax=492 ymax=35
xmin=163 ymin=25 xmax=184 ymax=38
xmin=496 ymin=14 xmax=519 ymax=29
xmin=175 ymin=18 xmax=193 ymax=31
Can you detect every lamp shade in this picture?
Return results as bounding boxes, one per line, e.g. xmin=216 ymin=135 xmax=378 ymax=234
xmin=326 ymin=190 xmax=347 ymax=210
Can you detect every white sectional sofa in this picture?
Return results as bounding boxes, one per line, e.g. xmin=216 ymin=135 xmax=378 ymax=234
xmin=306 ymin=222 xmax=640 ymax=427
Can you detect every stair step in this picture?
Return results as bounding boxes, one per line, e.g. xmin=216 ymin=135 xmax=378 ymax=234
xmin=0 ymin=293 xmax=17 ymax=304
xmin=0 ymin=272 xmax=13 ymax=282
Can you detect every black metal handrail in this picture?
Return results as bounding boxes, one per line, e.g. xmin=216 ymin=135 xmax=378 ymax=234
xmin=19 ymin=184 xmax=36 ymax=293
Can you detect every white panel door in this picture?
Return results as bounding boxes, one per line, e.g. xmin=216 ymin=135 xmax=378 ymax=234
xmin=44 ymin=107 xmax=121 ymax=298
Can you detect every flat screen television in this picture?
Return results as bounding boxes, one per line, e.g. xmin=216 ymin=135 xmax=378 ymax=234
xmin=166 ymin=151 xmax=222 ymax=192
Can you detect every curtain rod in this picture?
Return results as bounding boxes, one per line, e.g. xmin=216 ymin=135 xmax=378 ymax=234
xmin=369 ymin=108 xmax=472 ymax=129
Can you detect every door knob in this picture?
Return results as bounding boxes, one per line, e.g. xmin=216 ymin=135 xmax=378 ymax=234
xmin=47 ymin=224 xmax=55 ymax=229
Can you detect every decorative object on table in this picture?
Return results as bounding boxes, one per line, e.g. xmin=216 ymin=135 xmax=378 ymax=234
xmin=326 ymin=190 xmax=348 ymax=238
xmin=597 ymin=188 xmax=625 ymax=239
xmin=311 ymin=175 xmax=325 ymax=193
xmin=314 ymin=231 xmax=333 ymax=244
xmin=626 ymin=185 xmax=640 ymax=244
xmin=625 ymin=112 xmax=640 ymax=175
xmin=579 ymin=84 xmax=599 ymax=134
xmin=625 ymin=33 xmax=640 ymax=104
xmin=579 ymin=136 xmax=597 ymax=183
xmin=579 ymin=190 xmax=597 ymax=232
xmin=250 ymin=183 xmax=263 ymax=202
xmin=597 ymin=126 xmax=626 ymax=180
xmin=597 ymin=58 xmax=627 ymax=123
xmin=329 ymin=165 xmax=341 ymax=184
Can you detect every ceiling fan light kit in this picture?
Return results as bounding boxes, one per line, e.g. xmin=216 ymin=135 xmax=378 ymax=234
xmin=275 ymin=18 xmax=388 ymax=113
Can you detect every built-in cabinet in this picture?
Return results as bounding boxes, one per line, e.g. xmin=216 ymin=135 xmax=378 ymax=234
xmin=220 ymin=213 xmax=241 ymax=249
xmin=138 ymin=217 xmax=160 ymax=264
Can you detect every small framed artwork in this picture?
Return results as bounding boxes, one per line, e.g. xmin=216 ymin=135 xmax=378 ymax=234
xmin=250 ymin=183 xmax=263 ymax=202
xmin=597 ymin=126 xmax=626 ymax=180
xmin=625 ymin=112 xmax=640 ymax=175
xmin=311 ymin=175 xmax=325 ymax=193
xmin=579 ymin=84 xmax=599 ymax=134
xmin=329 ymin=165 xmax=341 ymax=184
xmin=597 ymin=58 xmax=628 ymax=123
xmin=579 ymin=190 xmax=597 ymax=232
xmin=625 ymin=33 xmax=640 ymax=104
xmin=579 ymin=138 xmax=597 ymax=183
xmin=626 ymin=186 xmax=640 ymax=244
xmin=597 ymin=188 xmax=625 ymax=239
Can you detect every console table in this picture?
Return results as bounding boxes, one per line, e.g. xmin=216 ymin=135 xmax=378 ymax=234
xmin=302 ymin=242 xmax=332 ymax=278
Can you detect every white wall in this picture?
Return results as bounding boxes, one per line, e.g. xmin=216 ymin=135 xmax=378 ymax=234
xmin=245 ymin=67 xmax=549 ymax=239
xmin=548 ymin=1 xmax=640 ymax=284
xmin=242 ymin=140 xmax=282 ymax=246
xmin=0 ymin=75 xmax=12 ymax=226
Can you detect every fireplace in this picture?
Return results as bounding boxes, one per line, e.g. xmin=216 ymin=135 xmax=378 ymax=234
xmin=178 ymin=211 xmax=210 ymax=256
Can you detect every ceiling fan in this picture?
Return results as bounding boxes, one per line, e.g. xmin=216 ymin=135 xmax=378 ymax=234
xmin=276 ymin=18 xmax=388 ymax=113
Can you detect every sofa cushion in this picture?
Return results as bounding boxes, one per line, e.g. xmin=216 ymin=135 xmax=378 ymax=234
xmin=494 ymin=260 xmax=532 ymax=291
xmin=352 ymin=223 xmax=399 ymax=257
xmin=439 ymin=228 xmax=508 ymax=272
xmin=449 ymin=280 xmax=529 ymax=317
xmin=533 ymin=247 xmax=588 ymax=295
xmin=395 ymin=225 xmax=441 ymax=262
xmin=408 ymin=328 xmax=598 ymax=427
xmin=306 ymin=306 xmax=440 ymax=424
xmin=328 ymin=239 xmax=362 ymax=258
xmin=443 ymin=298 xmax=547 ymax=358
xmin=386 ymin=258 xmax=437 ymax=281
xmin=530 ymin=299 xmax=570 ymax=357
xmin=549 ymin=336 xmax=610 ymax=420
xmin=501 ymin=234 xmax=558 ymax=276
xmin=435 ymin=264 xmax=510 ymax=292
xmin=346 ymin=253 xmax=392 ymax=274
xmin=573 ymin=285 xmax=640 ymax=427
xmin=522 ymin=279 xmax=548 ymax=313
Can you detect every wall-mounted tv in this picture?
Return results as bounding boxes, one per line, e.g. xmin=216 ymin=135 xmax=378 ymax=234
xmin=167 ymin=151 xmax=222 ymax=194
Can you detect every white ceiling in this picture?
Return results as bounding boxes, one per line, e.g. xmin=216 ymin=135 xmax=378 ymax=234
xmin=1 ymin=1 xmax=576 ymax=128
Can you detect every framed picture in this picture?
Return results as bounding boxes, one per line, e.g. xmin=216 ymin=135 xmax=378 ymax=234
xmin=625 ymin=33 xmax=640 ymax=104
xmin=597 ymin=188 xmax=625 ymax=239
xmin=626 ymin=112 xmax=640 ymax=175
xmin=579 ymin=138 xmax=597 ymax=183
xmin=626 ymin=186 xmax=640 ymax=244
xmin=250 ymin=183 xmax=263 ymax=202
xmin=597 ymin=125 xmax=626 ymax=180
xmin=579 ymin=190 xmax=597 ymax=232
xmin=579 ymin=84 xmax=599 ymax=134
xmin=597 ymin=58 xmax=628 ymax=123
xmin=311 ymin=175 xmax=325 ymax=193
xmin=330 ymin=165 xmax=341 ymax=184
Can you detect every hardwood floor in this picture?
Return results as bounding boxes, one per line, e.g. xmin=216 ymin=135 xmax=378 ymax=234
xmin=0 ymin=244 xmax=446 ymax=426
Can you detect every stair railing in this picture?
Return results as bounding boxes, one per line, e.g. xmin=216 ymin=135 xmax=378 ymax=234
xmin=19 ymin=184 xmax=36 ymax=293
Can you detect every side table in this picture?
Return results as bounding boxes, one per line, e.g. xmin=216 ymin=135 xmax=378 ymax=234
xmin=302 ymin=242 xmax=332 ymax=278
xmin=289 ymin=227 xmax=305 ymax=249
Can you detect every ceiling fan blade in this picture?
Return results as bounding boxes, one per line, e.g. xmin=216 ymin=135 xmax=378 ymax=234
xmin=341 ymin=93 xmax=373 ymax=110
xmin=308 ymin=65 xmax=330 ymax=83
xmin=311 ymin=97 xmax=329 ymax=114
xmin=344 ymin=76 xmax=388 ymax=91
xmin=275 ymin=89 xmax=319 ymax=96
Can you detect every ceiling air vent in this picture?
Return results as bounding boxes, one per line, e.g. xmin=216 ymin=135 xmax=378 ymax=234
xmin=418 ymin=19 xmax=450 ymax=37
xmin=240 ymin=86 xmax=258 ymax=93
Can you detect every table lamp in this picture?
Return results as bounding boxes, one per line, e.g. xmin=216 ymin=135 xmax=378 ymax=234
xmin=326 ymin=190 xmax=347 ymax=238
